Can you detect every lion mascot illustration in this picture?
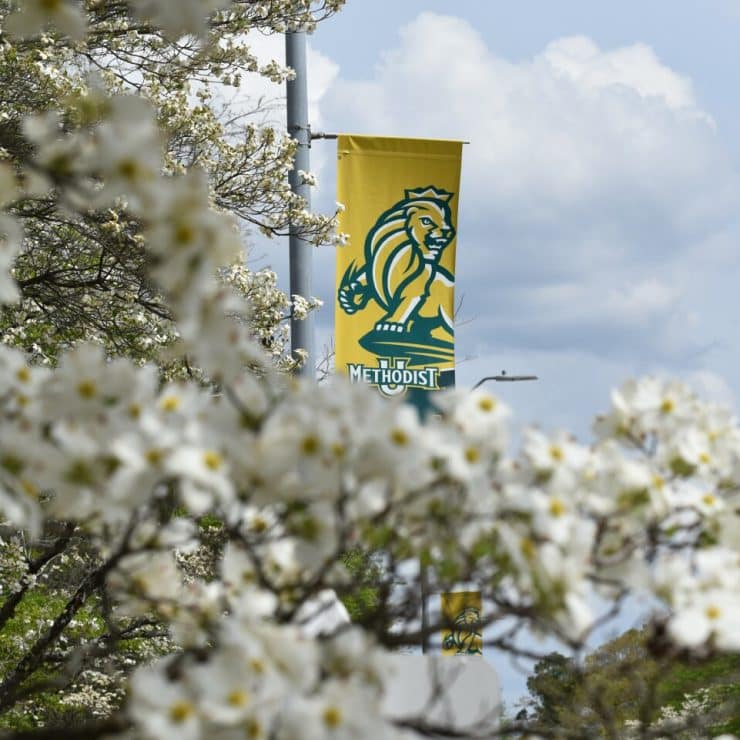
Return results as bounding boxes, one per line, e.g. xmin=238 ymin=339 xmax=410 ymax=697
xmin=337 ymin=186 xmax=456 ymax=342
xmin=442 ymin=606 xmax=483 ymax=655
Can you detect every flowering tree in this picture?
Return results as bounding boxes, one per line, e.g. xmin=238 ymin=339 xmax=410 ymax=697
xmin=1 ymin=2 xmax=740 ymax=739
xmin=0 ymin=0 xmax=331 ymax=367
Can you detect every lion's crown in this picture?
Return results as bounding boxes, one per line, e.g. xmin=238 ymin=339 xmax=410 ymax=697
xmin=403 ymin=186 xmax=454 ymax=203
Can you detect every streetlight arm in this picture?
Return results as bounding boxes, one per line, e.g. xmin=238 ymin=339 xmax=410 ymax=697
xmin=472 ymin=374 xmax=538 ymax=389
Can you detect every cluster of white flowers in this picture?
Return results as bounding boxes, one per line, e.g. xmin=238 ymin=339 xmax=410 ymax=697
xmin=291 ymin=293 xmax=323 ymax=320
xmin=129 ymin=0 xmax=232 ymax=40
xmin=220 ymin=264 xmax=295 ymax=366
xmin=5 ymin=0 xmax=232 ymax=42
xmin=4 ymin=0 xmax=88 ymax=42
xmin=129 ymin=610 xmax=399 ymax=739
xmin=625 ymin=687 xmax=738 ymax=739
xmin=4 ymin=311 xmax=740 ymax=735
xmin=297 ymin=169 xmax=319 ymax=187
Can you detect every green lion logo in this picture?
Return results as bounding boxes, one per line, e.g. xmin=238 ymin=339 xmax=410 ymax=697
xmin=442 ymin=606 xmax=483 ymax=656
xmin=338 ymin=186 xmax=456 ymax=362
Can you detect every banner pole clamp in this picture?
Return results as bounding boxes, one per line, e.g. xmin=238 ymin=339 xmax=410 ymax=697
xmin=311 ymin=132 xmax=470 ymax=144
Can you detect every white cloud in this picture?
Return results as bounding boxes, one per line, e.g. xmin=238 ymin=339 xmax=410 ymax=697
xmin=603 ymin=278 xmax=681 ymax=322
xmin=539 ymin=36 xmax=698 ymax=111
xmin=314 ymin=12 xmax=740 ymax=365
xmin=323 ymin=13 xmax=733 ymax=232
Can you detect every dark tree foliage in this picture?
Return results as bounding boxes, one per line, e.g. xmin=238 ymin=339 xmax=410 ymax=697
xmin=524 ymin=626 xmax=740 ymax=738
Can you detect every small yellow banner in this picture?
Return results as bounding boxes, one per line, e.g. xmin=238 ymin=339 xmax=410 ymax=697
xmin=441 ymin=591 xmax=483 ymax=656
xmin=335 ymin=135 xmax=463 ymax=409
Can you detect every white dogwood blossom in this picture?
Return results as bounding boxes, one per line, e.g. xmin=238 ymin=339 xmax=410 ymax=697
xmin=128 ymin=0 xmax=232 ymax=39
xmin=5 ymin=0 xmax=87 ymax=41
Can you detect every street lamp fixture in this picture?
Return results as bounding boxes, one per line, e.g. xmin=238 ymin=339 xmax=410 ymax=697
xmin=473 ymin=371 xmax=538 ymax=389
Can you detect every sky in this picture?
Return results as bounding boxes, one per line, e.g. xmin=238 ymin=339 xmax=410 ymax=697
xmin=241 ymin=0 xmax=740 ymax=706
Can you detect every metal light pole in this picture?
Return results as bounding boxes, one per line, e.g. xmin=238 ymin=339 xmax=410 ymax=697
xmin=419 ymin=371 xmax=538 ymax=654
xmin=286 ymin=30 xmax=315 ymax=378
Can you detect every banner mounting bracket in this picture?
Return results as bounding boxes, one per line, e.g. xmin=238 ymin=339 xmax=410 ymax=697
xmin=310 ymin=132 xmax=470 ymax=144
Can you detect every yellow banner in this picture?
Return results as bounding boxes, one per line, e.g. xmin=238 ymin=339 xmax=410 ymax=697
xmin=335 ymin=135 xmax=463 ymax=408
xmin=441 ymin=591 xmax=482 ymax=656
